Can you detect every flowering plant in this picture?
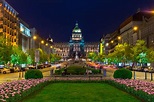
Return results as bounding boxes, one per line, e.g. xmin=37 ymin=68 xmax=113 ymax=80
xmin=0 ymin=78 xmax=50 ymax=102
xmin=107 ymin=79 xmax=154 ymax=102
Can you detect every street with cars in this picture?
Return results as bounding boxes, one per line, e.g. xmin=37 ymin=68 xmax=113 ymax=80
xmin=0 ymin=60 xmax=154 ymax=83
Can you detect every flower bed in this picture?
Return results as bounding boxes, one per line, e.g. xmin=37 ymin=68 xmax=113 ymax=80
xmin=107 ymin=79 xmax=154 ymax=102
xmin=0 ymin=78 xmax=51 ymax=102
xmin=0 ymin=77 xmax=154 ymax=102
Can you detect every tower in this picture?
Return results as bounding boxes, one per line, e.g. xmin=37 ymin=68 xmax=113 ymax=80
xmin=69 ymin=22 xmax=85 ymax=58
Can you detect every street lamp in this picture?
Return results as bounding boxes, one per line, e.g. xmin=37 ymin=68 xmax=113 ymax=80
xmin=105 ymin=43 xmax=109 ymax=47
xmin=45 ymin=43 xmax=48 ymax=46
xmin=118 ymin=36 xmax=121 ymax=40
xmin=118 ymin=36 xmax=122 ymax=43
xmin=33 ymin=36 xmax=37 ymax=40
xmin=39 ymin=40 xmax=45 ymax=48
xmin=41 ymin=40 xmax=44 ymax=44
xmin=133 ymin=26 xmax=138 ymax=31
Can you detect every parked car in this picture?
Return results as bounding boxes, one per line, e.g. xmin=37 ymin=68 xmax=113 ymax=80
xmin=28 ymin=65 xmax=36 ymax=69
xmin=21 ymin=67 xmax=29 ymax=71
xmin=0 ymin=68 xmax=11 ymax=74
xmin=132 ymin=66 xmax=141 ymax=71
xmin=43 ymin=64 xmax=51 ymax=68
xmin=37 ymin=64 xmax=44 ymax=69
xmin=148 ymin=66 xmax=154 ymax=72
xmin=124 ymin=66 xmax=132 ymax=70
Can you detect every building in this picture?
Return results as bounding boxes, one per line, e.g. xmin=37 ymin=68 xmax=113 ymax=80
xmin=140 ymin=16 xmax=154 ymax=48
xmin=53 ymin=42 xmax=69 ymax=58
xmin=84 ymin=42 xmax=99 ymax=57
xmin=103 ymin=11 xmax=154 ymax=55
xmin=120 ymin=11 xmax=152 ymax=46
xmin=52 ymin=22 xmax=99 ymax=59
xmin=69 ymin=22 xmax=85 ymax=58
xmin=0 ymin=0 xmax=19 ymax=46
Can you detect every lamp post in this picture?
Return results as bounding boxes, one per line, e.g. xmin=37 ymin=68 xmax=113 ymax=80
xmin=32 ymin=35 xmax=37 ymax=49
xmin=39 ymin=40 xmax=44 ymax=49
xmin=133 ymin=26 xmax=139 ymax=45
xmin=118 ymin=36 xmax=121 ymax=44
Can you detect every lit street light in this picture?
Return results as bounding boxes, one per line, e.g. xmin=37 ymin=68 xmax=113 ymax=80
xmin=133 ymin=26 xmax=138 ymax=31
xmin=41 ymin=40 xmax=44 ymax=44
xmin=118 ymin=36 xmax=121 ymax=40
xmin=33 ymin=36 xmax=37 ymax=40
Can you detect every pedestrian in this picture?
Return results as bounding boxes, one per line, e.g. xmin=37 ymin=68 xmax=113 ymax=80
xmin=103 ymin=69 xmax=106 ymax=77
xmin=64 ymin=68 xmax=67 ymax=75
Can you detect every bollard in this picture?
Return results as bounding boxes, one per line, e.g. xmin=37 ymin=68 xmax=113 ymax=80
xmin=151 ymin=72 xmax=153 ymax=81
xmin=145 ymin=72 xmax=147 ymax=80
xmin=134 ymin=71 xmax=136 ymax=79
xmin=22 ymin=72 xmax=24 ymax=78
xmin=19 ymin=72 xmax=21 ymax=78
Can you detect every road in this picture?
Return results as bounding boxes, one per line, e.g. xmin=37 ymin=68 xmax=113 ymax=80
xmin=0 ymin=62 xmax=154 ymax=84
xmin=0 ymin=67 xmax=53 ymax=84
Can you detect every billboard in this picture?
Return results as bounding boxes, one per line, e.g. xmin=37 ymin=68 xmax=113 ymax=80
xmin=20 ymin=23 xmax=31 ymax=37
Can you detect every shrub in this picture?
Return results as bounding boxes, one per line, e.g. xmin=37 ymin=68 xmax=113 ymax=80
xmin=54 ymin=65 xmax=100 ymax=75
xmin=67 ymin=65 xmax=86 ymax=75
xmin=87 ymin=68 xmax=100 ymax=74
xmin=113 ymin=68 xmax=132 ymax=79
xmin=25 ymin=69 xmax=43 ymax=79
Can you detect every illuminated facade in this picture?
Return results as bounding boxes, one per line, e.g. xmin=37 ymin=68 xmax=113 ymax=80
xmin=104 ymin=11 xmax=154 ymax=54
xmin=84 ymin=42 xmax=99 ymax=57
xmin=119 ymin=11 xmax=152 ymax=46
xmin=0 ymin=0 xmax=19 ymax=46
xmin=140 ymin=16 xmax=154 ymax=48
xmin=53 ymin=42 xmax=70 ymax=58
xmin=52 ymin=22 xmax=99 ymax=58
xmin=69 ymin=22 xmax=85 ymax=58
xmin=19 ymin=19 xmax=31 ymax=52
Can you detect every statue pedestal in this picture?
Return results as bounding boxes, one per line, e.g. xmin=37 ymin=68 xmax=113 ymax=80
xmin=75 ymin=52 xmax=79 ymax=61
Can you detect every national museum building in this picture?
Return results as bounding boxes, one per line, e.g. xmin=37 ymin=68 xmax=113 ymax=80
xmin=53 ymin=22 xmax=99 ymax=59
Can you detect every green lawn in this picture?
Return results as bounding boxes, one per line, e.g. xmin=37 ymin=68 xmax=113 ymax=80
xmin=22 ymin=83 xmax=141 ymax=102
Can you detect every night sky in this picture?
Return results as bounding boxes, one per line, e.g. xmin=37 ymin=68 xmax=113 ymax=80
xmin=6 ymin=0 xmax=154 ymax=42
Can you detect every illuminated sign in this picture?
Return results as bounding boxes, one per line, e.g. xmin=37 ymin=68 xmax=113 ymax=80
xmin=20 ymin=23 xmax=31 ymax=37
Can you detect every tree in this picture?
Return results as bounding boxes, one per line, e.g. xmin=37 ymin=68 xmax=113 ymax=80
xmin=147 ymin=48 xmax=154 ymax=63
xmin=38 ymin=48 xmax=49 ymax=63
xmin=18 ymin=51 xmax=28 ymax=64
xmin=26 ymin=49 xmax=35 ymax=64
xmin=115 ymin=43 xmax=132 ymax=66
xmin=0 ymin=39 xmax=13 ymax=64
xmin=97 ymin=53 xmax=105 ymax=62
xmin=11 ymin=46 xmax=24 ymax=65
xmin=131 ymin=40 xmax=148 ymax=66
xmin=27 ymin=55 xmax=32 ymax=65
xmin=107 ymin=51 xmax=119 ymax=64
xmin=87 ymin=52 xmax=97 ymax=61
xmin=50 ymin=53 xmax=61 ymax=63
xmin=107 ymin=43 xmax=132 ymax=66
